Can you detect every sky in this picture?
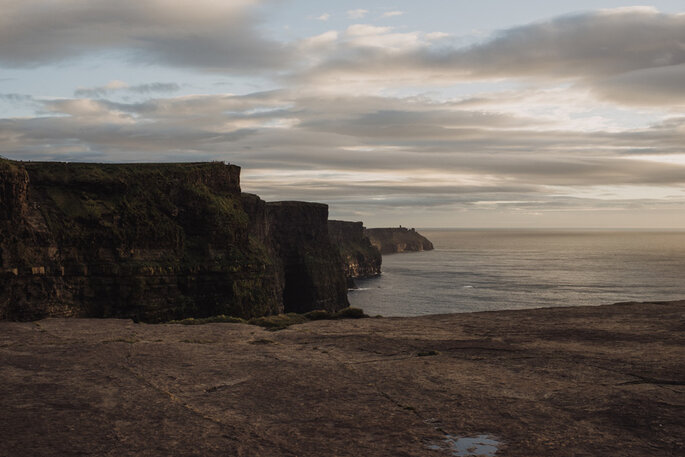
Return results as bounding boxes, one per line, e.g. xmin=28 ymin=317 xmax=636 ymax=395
xmin=1 ymin=1 xmax=684 ymax=228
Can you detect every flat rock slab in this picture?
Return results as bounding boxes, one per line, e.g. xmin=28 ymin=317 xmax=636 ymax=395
xmin=1 ymin=301 xmax=683 ymax=456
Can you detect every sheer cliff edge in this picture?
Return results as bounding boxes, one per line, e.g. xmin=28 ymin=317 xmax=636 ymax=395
xmin=365 ymin=227 xmax=434 ymax=255
xmin=328 ymin=220 xmax=382 ymax=281
xmin=0 ymin=159 xmax=348 ymax=322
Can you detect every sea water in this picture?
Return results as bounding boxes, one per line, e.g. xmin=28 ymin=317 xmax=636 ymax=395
xmin=348 ymin=229 xmax=685 ymax=316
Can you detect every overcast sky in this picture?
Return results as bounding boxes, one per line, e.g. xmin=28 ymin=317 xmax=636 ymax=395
xmin=1 ymin=1 xmax=684 ymax=228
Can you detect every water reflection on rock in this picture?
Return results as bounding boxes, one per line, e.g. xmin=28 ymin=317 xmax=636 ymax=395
xmin=427 ymin=434 xmax=500 ymax=456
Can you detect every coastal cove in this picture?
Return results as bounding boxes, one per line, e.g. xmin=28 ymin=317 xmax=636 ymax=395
xmin=350 ymin=229 xmax=685 ymax=316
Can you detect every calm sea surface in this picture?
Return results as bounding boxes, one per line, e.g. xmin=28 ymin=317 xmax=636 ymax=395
xmin=348 ymin=229 xmax=685 ymax=316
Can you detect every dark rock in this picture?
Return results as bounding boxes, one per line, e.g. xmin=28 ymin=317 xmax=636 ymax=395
xmin=1 ymin=300 xmax=683 ymax=456
xmin=328 ymin=220 xmax=382 ymax=280
xmin=267 ymin=202 xmax=349 ymax=313
xmin=365 ymin=227 xmax=434 ymax=254
xmin=0 ymin=159 xmax=348 ymax=321
xmin=0 ymin=160 xmax=29 ymax=220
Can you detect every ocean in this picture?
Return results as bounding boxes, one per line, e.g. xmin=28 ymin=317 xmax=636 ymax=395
xmin=348 ymin=229 xmax=685 ymax=316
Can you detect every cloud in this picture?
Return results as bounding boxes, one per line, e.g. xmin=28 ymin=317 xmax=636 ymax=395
xmin=591 ymin=64 xmax=685 ymax=106
xmin=292 ymin=24 xmax=448 ymax=77
xmin=74 ymin=81 xmax=181 ymax=98
xmin=2 ymin=6 xmax=685 ymax=225
xmin=296 ymin=8 xmax=685 ymax=106
xmin=299 ymin=31 xmax=339 ymax=52
xmin=342 ymin=24 xmax=428 ymax=51
xmin=347 ymin=9 xmax=369 ymax=19
xmin=2 ymin=86 xmax=685 ymax=226
xmin=315 ymin=13 xmax=330 ymax=21
xmin=0 ymin=93 xmax=33 ymax=103
xmin=129 ymin=83 xmax=182 ymax=94
xmin=0 ymin=0 xmax=289 ymax=72
xmin=382 ymin=11 xmax=404 ymax=18
xmin=3 ymin=89 xmax=684 ymax=184
xmin=4 ymin=3 xmax=680 ymax=109
xmin=452 ymin=9 xmax=685 ymax=79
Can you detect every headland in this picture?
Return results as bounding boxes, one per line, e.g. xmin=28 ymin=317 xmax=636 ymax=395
xmin=366 ymin=226 xmax=434 ymax=254
xmin=1 ymin=159 xmax=431 ymax=322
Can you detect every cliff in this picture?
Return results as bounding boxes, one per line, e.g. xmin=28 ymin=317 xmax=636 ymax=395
xmin=365 ymin=227 xmax=434 ymax=255
xmin=267 ymin=202 xmax=349 ymax=313
xmin=0 ymin=159 xmax=348 ymax=321
xmin=328 ymin=220 xmax=381 ymax=280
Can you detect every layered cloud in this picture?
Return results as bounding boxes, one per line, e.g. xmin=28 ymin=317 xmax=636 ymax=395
xmin=2 ymin=89 xmax=684 ymax=225
xmin=1 ymin=4 xmax=684 ymax=226
xmin=296 ymin=8 xmax=685 ymax=106
xmin=452 ymin=7 xmax=685 ymax=79
xmin=2 ymin=3 xmax=682 ymax=106
xmin=74 ymin=81 xmax=181 ymax=98
xmin=3 ymin=90 xmax=684 ymax=184
xmin=0 ymin=0 xmax=288 ymax=72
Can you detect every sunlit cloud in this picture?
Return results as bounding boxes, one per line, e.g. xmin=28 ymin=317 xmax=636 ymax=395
xmin=294 ymin=8 xmax=685 ymax=107
xmin=347 ymin=9 xmax=369 ymax=19
xmin=74 ymin=81 xmax=181 ymax=98
xmin=1 ymin=4 xmax=684 ymax=226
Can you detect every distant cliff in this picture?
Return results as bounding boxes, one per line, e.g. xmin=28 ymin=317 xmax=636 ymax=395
xmin=365 ymin=227 xmax=434 ymax=255
xmin=328 ymin=220 xmax=381 ymax=281
xmin=0 ymin=159 xmax=348 ymax=321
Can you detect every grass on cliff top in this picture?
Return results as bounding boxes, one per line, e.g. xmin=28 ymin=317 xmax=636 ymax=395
xmin=168 ymin=307 xmax=368 ymax=330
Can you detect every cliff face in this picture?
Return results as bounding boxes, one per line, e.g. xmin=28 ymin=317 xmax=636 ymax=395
xmin=365 ymin=227 xmax=434 ymax=255
xmin=0 ymin=159 xmax=348 ymax=321
xmin=328 ymin=220 xmax=381 ymax=280
xmin=267 ymin=203 xmax=349 ymax=313
xmin=0 ymin=160 xmax=29 ymax=220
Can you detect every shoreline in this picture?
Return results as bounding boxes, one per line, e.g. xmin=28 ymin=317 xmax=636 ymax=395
xmin=1 ymin=300 xmax=683 ymax=456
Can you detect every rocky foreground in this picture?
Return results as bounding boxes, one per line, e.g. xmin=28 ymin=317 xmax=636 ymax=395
xmin=1 ymin=301 xmax=683 ymax=457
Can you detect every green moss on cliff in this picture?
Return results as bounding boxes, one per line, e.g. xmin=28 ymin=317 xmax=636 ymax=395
xmin=2 ymin=160 xmax=282 ymax=322
xmin=2 ymin=160 xmax=354 ymax=323
xmin=28 ymin=162 xmax=246 ymax=255
xmin=0 ymin=157 xmax=19 ymax=172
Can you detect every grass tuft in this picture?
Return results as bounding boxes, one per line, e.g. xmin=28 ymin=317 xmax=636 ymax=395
xmin=335 ymin=307 xmax=368 ymax=319
xmin=166 ymin=307 xmax=369 ymax=331
xmin=303 ymin=309 xmax=334 ymax=320
xmin=168 ymin=315 xmax=246 ymax=325
xmin=248 ymin=313 xmax=308 ymax=331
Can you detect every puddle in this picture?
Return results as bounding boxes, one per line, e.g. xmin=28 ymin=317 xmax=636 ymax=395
xmin=427 ymin=434 xmax=500 ymax=456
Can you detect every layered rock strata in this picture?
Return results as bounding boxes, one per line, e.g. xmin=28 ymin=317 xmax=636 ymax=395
xmin=268 ymin=202 xmax=349 ymax=313
xmin=328 ymin=220 xmax=381 ymax=281
xmin=0 ymin=159 xmax=348 ymax=321
xmin=365 ymin=227 xmax=434 ymax=254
